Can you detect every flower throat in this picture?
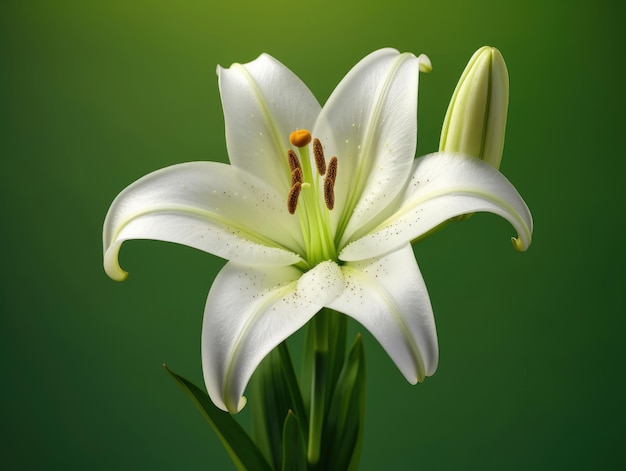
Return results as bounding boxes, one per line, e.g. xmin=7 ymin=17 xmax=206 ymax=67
xmin=286 ymin=129 xmax=338 ymax=266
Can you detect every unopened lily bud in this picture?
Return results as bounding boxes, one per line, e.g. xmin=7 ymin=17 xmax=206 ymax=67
xmin=439 ymin=46 xmax=509 ymax=169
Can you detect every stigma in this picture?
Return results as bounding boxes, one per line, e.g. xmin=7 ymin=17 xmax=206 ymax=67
xmin=289 ymin=129 xmax=312 ymax=148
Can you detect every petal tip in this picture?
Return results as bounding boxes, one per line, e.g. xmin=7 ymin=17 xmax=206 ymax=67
xmin=417 ymin=54 xmax=432 ymax=73
xmin=225 ymin=394 xmax=247 ymax=414
xmin=105 ymin=264 xmax=128 ymax=282
xmin=104 ymin=245 xmax=129 ymax=281
xmin=511 ymin=236 xmax=527 ymax=252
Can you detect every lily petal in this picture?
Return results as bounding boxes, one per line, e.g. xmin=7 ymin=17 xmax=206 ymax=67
xmin=103 ymin=162 xmax=304 ymax=281
xmin=202 ymin=261 xmax=345 ymax=412
xmin=218 ymin=53 xmax=321 ymax=195
xmin=328 ymin=244 xmax=438 ymax=383
xmin=339 ymin=152 xmax=533 ymax=261
xmin=313 ymin=49 xmax=431 ymax=246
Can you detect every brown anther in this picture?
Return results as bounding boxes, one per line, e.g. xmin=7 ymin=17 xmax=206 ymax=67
xmin=323 ymin=178 xmax=335 ymax=210
xmin=291 ymin=167 xmax=303 ymax=186
xmin=287 ymin=149 xmax=301 ymax=172
xmin=287 ymin=182 xmax=302 ymax=214
xmin=313 ymin=138 xmax=326 ymax=175
xmin=326 ymin=156 xmax=338 ymax=183
xmin=289 ymin=129 xmax=312 ymax=148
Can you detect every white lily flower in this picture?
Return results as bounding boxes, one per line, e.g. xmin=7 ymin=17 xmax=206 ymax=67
xmin=103 ymin=49 xmax=533 ymax=413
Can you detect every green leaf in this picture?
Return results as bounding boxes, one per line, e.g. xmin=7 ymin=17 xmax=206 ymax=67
xmin=281 ymin=411 xmax=307 ymax=471
xmin=250 ymin=343 xmax=307 ymax=470
xmin=319 ymin=335 xmax=366 ymax=471
xmin=163 ymin=364 xmax=272 ymax=471
xmin=324 ymin=311 xmax=348 ymax=403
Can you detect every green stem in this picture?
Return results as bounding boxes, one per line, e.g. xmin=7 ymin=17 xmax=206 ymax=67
xmin=307 ymin=313 xmax=328 ymax=465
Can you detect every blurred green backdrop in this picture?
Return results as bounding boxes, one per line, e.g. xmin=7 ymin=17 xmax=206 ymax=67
xmin=1 ymin=0 xmax=623 ymax=469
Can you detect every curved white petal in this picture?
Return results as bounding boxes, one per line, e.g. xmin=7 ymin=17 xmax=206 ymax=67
xmin=328 ymin=244 xmax=438 ymax=383
xmin=218 ymin=53 xmax=321 ymax=194
xmin=339 ymin=152 xmax=533 ymax=261
xmin=103 ymin=162 xmax=304 ymax=281
xmin=313 ymin=49 xmax=430 ymax=246
xmin=202 ymin=261 xmax=344 ymax=412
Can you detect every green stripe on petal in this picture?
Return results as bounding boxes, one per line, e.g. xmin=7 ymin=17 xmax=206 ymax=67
xmin=102 ymin=161 xmax=304 ymax=280
xmin=202 ymin=261 xmax=344 ymax=413
xmin=313 ymin=49 xmax=430 ymax=246
xmin=339 ymin=152 xmax=533 ymax=261
xmin=329 ymin=245 xmax=438 ymax=383
xmin=218 ymin=53 xmax=321 ymax=195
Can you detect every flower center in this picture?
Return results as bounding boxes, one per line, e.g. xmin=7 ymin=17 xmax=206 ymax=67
xmin=286 ymin=129 xmax=338 ymax=267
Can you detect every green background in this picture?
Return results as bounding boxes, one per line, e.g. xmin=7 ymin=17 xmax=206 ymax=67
xmin=1 ymin=0 xmax=623 ymax=469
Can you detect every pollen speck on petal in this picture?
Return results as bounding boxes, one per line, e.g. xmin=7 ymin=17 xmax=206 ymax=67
xmin=297 ymin=261 xmax=344 ymax=305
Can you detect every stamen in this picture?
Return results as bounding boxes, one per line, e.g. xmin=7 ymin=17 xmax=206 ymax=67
xmin=323 ymin=178 xmax=335 ymax=210
xmin=287 ymin=149 xmax=301 ymax=172
xmin=291 ymin=167 xmax=303 ymax=186
xmin=323 ymin=156 xmax=338 ymax=210
xmin=287 ymin=182 xmax=302 ymax=214
xmin=313 ymin=138 xmax=326 ymax=175
xmin=326 ymin=156 xmax=338 ymax=183
xmin=289 ymin=129 xmax=312 ymax=148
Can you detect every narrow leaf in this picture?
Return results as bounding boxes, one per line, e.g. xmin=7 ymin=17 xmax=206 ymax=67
xmin=164 ymin=364 xmax=272 ymax=471
xmin=320 ymin=335 xmax=366 ymax=471
xmin=301 ymin=309 xmax=347 ymax=410
xmin=250 ymin=343 xmax=307 ymax=470
xmin=325 ymin=311 xmax=348 ymax=403
xmin=281 ymin=411 xmax=307 ymax=471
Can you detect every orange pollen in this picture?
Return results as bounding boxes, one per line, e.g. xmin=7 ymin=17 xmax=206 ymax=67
xmin=289 ymin=129 xmax=312 ymax=148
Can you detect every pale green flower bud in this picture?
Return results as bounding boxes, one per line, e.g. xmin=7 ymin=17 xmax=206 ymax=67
xmin=439 ymin=46 xmax=509 ymax=169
